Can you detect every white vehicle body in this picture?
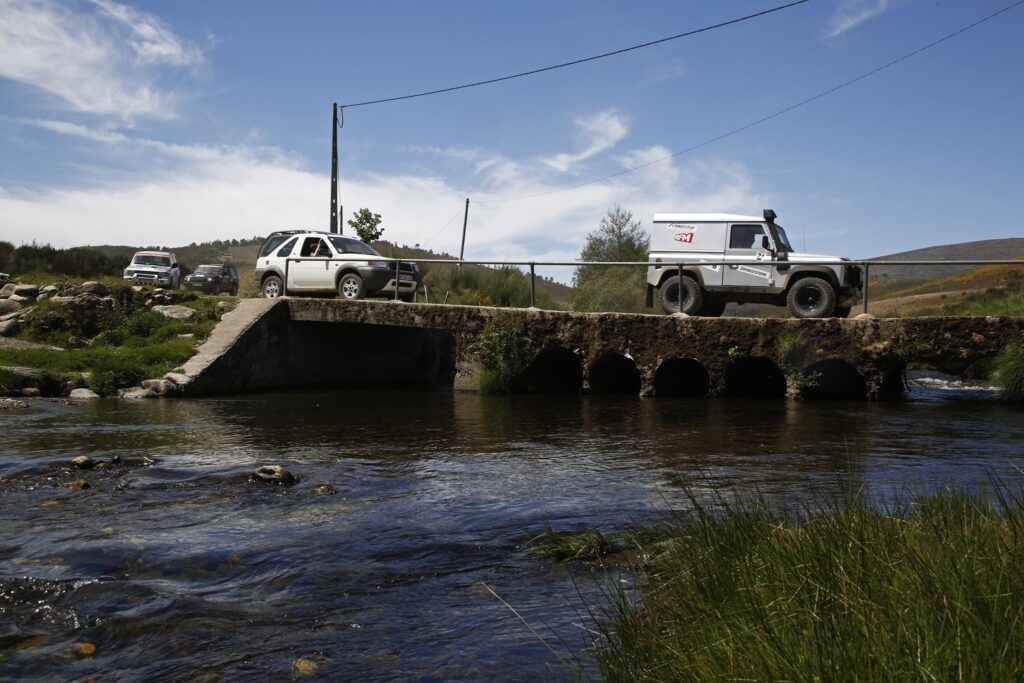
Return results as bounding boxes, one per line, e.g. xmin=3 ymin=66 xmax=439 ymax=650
xmin=645 ymin=211 xmax=861 ymax=317
xmin=123 ymin=251 xmax=180 ymax=289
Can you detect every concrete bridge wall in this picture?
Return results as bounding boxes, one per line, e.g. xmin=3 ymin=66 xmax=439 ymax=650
xmin=177 ymin=298 xmax=1024 ymax=400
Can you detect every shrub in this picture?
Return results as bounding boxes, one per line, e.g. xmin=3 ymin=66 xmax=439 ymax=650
xmin=474 ymin=314 xmax=525 ymax=394
xmin=993 ymin=339 xmax=1024 ymax=401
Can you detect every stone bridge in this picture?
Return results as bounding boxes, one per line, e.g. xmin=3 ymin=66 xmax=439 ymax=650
xmin=174 ymin=298 xmax=1024 ymax=400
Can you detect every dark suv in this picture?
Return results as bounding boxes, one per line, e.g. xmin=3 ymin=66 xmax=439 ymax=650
xmin=184 ymin=264 xmax=240 ymax=295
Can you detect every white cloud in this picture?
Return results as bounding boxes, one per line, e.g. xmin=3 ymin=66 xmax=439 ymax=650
xmin=0 ymin=121 xmax=767 ymax=281
xmin=0 ymin=0 xmax=204 ymax=119
xmin=826 ymin=0 xmax=890 ymax=38
xmin=540 ymin=110 xmax=629 ymax=172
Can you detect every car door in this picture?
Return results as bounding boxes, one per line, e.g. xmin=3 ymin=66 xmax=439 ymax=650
xmin=723 ymin=223 xmax=776 ymax=288
xmin=288 ymin=237 xmax=336 ymax=290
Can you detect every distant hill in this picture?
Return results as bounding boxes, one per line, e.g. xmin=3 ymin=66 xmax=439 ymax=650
xmin=868 ymin=239 xmax=1024 ymax=281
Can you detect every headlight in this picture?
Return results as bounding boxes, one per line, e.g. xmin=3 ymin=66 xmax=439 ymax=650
xmin=367 ymin=260 xmax=390 ymax=269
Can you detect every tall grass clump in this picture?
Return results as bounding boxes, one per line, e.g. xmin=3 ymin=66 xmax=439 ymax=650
xmin=992 ymin=339 xmax=1024 ymax=401
xmin=473 ymin=314 xmax=525 ymax=394
xmin=598 ymin=486 xmax=1024 ymax=681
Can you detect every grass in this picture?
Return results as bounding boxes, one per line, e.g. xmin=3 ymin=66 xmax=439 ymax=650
xmin=901 ymin=272 xmax=1024 ymax=317
xmin=0 ymin=298 xmax=226 ymax=395
xmin=473 ymin=314 xmax=526 ymax=394
xmin=588 ymin=486 xmax=1024 ymax=681
xmin=993 ymin=339 xmax=1024 ymax=401
xmin=525 ymin=526 xmax=616 ymax=563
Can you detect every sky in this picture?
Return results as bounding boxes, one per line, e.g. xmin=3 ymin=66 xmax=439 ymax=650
xmin=0 ymin=0 xmax=1022 ymax=280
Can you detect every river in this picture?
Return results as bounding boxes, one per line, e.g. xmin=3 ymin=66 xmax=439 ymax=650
xmin=2 ymin=374 xmax=1022 ymax=680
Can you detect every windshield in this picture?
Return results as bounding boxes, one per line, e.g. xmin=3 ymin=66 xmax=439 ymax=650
xmin=328 ymin=236 xmax=380 ymax=256
xmin=774 ymin=225 xmax=794 ymax=251
xmin=195 ymin=266 xmax=220 ymax=274
xmin=133 ymin=255 xmax=171 ymax=267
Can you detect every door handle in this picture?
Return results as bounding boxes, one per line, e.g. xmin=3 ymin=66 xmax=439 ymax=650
xmin=728 ymin=265 xmax=740 ymax=269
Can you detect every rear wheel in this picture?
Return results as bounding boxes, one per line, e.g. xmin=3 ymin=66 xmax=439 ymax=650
xmin=262 ymin=275 xmax=283 ymax=299
xmin=787 ymin=277 xmax=836 ymax=318
xmin=659 ymin=275 xmax=703 ymax=315
xmin=337 ymin=273 xmax=366 ymax=300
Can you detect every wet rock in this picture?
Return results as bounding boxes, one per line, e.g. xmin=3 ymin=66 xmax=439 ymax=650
xmin=250 ymin=465 xmax=296 ymax=485
xmin=62 ymin=480 xmax=90 ymax=490
xmin=152 ymin=304 xmax=196 ymax=320
xmin=315 ymin=484 xmax=337 ymax=495
xmin=0 ymin=299 xmax=21 ymax=315
xmin=0 ymin=398 xmax=29 ymax=410
xmin=72 ymin=455 xmax=96 ymax=469
xmin=72 ymin=642 xmax=96 ymax=657
xmin=69 ymin=388 xmax=100 ymax=399
xmin=119 ymin=386 xmax=158 ymax=399
xmin=141 ymin=378 xmax=177 ymax=396
xmin=76 ymin=281 xmax=109 ymax=296
xmin=293 ymin=658 xmax=319 ymax=677
xmin=20 ymin=388 xmax=40 ymax=397
xmin=13 ymin=284 xmax=39 ymax=298
xmin=0 ymin=319 xmax=19 ymax=337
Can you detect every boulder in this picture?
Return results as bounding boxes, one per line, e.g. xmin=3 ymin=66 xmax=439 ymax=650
xmin=13 ymin=284 xmax=39 ymax=297
xmin=0 ymin=299 xmax=21 ymax=315
xmin=853 ymin=313 xmax=876 ymax=320
xmin=141 ymin=378 xmax=177 ymax=396
xmin=7 ymin=294 xmax=33 ymax=304
xmin=76 ymin=281 xmax=110 ymax=296
xmin=0 ymin=366 xmax=59 ymax=395
xmin=250 ymin=465 xmax=296 ymax=485
xmin=69 ymin=388 xmax=100 ymax=400
xmin=40 ymin=285 xmax=59 ymax=295
xmin=20 ymin=387 xmax=40 ymax=397
xmin=0 ymin=283 xmax=17 ymax=298
xmin=62 ymin=480 xmax=90 ymax=490
xmin=163 ymin=372 xmax=189 ymax=385
xmin=119 ymin=386 xmax=158 ymax=399
xmin=36 ymin=292 xmax=50 ymax=302
xmin=315 ymin=484 xmax=337 ymax=495
xmin=152 ymin=305 xmax=195 ymax=320
xmin=0 ymin=319 xmax=19 ymax=337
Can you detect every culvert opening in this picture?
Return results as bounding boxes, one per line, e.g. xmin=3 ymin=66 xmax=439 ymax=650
xmin=802 ymin=359 xmax=867 ymax=400
xmin=287 ymin=322 xmax=456 ymax=390
xmin=520 ymin=347 xmax=582 ymax=393
xmin=723 ymin=357 xmax=786 ymax=398
xmin=589 ymin=352 xmax=641 ymax=395
xmin=653 ymin=358 xmax=709 ymax=397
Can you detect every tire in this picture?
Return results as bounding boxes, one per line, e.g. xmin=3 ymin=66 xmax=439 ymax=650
xmin=230 ymin=284 xmax=239 ymax=297
xmin=787 ymin=277 xmax=837 ymax=318
xmin=700 ymin=299 xmax=727 ymax=317
xmin=833 ymin=304 xmax=852 ymax=318
xmin=262 ymin=275 xmax=283 ymax=299
xmin=659 ymin=275 xmax=703 ymax=315
xmin=337 ymin=272 xmax=366 ymax=300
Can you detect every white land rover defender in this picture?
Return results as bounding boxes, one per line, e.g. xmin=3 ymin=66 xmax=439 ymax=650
xmin=645 ymin=210 xmax=860 ymax=318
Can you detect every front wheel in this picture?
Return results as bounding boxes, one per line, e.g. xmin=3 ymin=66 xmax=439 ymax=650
xmin=337 ymin=273 xmax=366 ymax=300
xmin=659 ymin=275 xmax=704 ymax=315
xmin=787 ymin=277 xmax=837 ymax=318
xmin=262 ymin=275 xmax=283 ymax=299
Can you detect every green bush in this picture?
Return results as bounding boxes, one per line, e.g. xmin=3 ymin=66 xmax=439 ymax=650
xmin=474 ymin=314 xmax=525 ymax=394
xmin=993 ymin=339 xmax=1024 ymax=401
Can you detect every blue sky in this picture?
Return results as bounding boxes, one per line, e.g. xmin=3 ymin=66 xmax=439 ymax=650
xmin=0 ymin=0 xmax=1022 ymax=276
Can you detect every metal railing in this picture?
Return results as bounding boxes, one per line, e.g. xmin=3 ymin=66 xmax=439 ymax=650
xmin=284 ymin=256 xmax=1024 ymax=314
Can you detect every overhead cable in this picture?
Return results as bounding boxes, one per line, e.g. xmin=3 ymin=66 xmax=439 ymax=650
xmin=338 ymin=0 xmax=814 ymax=109
xmin=479 ymin=0 xmax=1024 ymax=204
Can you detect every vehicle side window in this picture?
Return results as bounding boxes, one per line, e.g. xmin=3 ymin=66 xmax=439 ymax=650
xmin=260 ymin=235 xmax=289 ymax=257
xmin=275 ymin=237 xmax=298 ymax=257
xmin=729 ymin=224 xmax=768 ymax=250
xmin=300 ymin=237 xmax=330 ymax=257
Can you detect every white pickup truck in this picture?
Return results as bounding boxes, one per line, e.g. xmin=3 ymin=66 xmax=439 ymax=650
xmin=645 ymin=210 xmax=861 ymax=318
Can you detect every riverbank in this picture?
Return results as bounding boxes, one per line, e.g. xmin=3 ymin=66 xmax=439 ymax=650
xmin=545 ymin=487 xmax=1024 ymax=680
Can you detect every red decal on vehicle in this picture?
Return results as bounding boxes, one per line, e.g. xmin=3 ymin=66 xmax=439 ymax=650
xmin=674 ymin=232 xmax=694 ymax=244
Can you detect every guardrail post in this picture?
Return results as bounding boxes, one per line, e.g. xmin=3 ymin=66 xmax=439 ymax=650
xmin=529 ymin=263 xmax=536 ymax=309
xmin=677 ymin=262 xmax=684 ymax=313
xmin=395 ymin=258 xmax=401 ymax=301
xmin=861 ymin=263 xmax=870 ymax=314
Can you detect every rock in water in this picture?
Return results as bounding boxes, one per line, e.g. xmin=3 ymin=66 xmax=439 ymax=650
xmin=71 ymin=455 xmax=96 ymax=469
xmin=69 ymin=388 xmax=100 ymax=399
xmin=62 ymin=480 xmax=90 ymax=489
xmin=250 ymin=465 xmax=296 ymax=485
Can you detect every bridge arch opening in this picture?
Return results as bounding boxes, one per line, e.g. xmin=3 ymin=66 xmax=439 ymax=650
xmin=520 ymin=346 xmax=582 ymax=393
xmin=802 ymin=359 xmax=867 ymax=400
xmin=723 ymin=357 xmax=786 ymax=398
xmin=653 ymin=357 xmax=709 ymax=397
xmin=589 ymin=352 xmax=642 ymax=395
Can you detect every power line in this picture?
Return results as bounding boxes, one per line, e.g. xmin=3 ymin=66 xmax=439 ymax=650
xmin=339 ymin=0 xmax=814 ymax=109
xmin=478 ymin=0 xmax=1024 ymax=204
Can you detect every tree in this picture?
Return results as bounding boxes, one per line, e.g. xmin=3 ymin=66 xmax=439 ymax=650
xmin=347 ymin=208 xmax=385 ymax=243
xmin=572 ymin=206 xmax=650 ymax=313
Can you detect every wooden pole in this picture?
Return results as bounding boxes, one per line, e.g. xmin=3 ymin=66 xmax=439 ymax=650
xmin=458 ymin=198 xmax=469 ymax=268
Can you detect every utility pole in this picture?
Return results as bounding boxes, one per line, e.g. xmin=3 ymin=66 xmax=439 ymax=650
xmin=458 ymin=198 xmax=469 ymax=268
xmin=330 ymin=102 xmax=339 ymax=234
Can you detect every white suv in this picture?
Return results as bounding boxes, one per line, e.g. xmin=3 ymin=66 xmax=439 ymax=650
xmin=254 ymin=231 xmax=421 ymax=301
xmin=123 ymin=251 xmax=180 ymax=289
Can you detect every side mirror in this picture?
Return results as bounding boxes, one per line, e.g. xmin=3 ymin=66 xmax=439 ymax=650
xmin=761 ymin=235 xmax=772 ymax=250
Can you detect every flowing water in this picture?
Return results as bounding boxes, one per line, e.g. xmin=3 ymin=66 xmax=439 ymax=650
xmin=2 ymin=375 xmax=1023 ymax=680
